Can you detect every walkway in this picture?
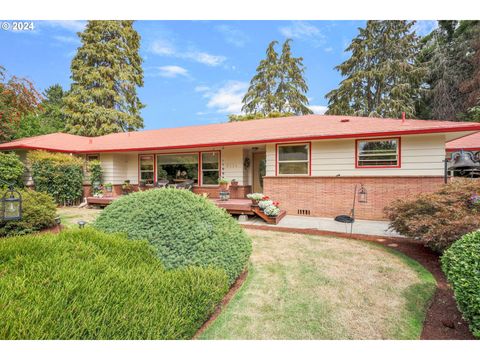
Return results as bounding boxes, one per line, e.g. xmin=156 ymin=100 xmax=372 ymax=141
xmin=240 ymin=214 xmax=401 ymax=238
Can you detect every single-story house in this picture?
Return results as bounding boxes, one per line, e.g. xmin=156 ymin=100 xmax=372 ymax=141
xmin=2 ymin=114 xmax=480 ymax=220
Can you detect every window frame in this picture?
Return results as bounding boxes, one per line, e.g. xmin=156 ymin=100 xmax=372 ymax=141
xmin=138 ymin=154 xmax=156 ymax=186
xmin=275 ymin=142 xmax=311 ymax=176
xmin=138 ymin=150 xmax=222 ymax=187
xmin=355 ymin=137 xmax=401 ymax=169
xmin=200 ymin=150 xmax=221 ymax=187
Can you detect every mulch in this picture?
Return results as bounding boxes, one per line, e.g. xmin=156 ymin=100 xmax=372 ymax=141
xmin=241 ymin=224 xmax=475 ymax=340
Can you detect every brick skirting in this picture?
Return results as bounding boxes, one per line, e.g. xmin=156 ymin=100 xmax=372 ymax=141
xmin=263 ymin=176 xmax=445 ymax=220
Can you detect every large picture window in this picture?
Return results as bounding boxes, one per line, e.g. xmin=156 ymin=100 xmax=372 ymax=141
xmin=139 ymin=155 xmax=155 ymax=185
xmin=201 ymin=152 xmax=220 ymax=185
xmin=277 ymin=143 xmax=310 ymax=175
xmin=356 ymin=138 xmax=400 ymax=167
xmin=157 ymin=153 xmax=199 ymax=184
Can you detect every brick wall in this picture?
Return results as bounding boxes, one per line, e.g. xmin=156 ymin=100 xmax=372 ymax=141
xmin=263 ymin=176 xmax=445 ymax=220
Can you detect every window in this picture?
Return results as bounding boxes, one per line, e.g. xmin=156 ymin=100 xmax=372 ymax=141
xmin=201 ymin=152 xmax=220 ymax=185
xmin=356 ymin=138 xmax=400 ymax=167
xmin=86 ymin=154 xmax=99 ymax=162
xmin=157 ymin=153 xmax=199 ymax=184
xmin=277 ymin=143 xmax=310 ymax=175
xmin=139 ymin=155 xmax=155 ymax=185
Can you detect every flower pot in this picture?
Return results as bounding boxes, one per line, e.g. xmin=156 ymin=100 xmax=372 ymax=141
xmin=251 ymin=199 xmax=259 ymax=207
xmin=230 ymin=180 xmax=239 ymax=187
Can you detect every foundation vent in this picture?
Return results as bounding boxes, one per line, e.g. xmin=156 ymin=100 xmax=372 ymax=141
xmin=297 ymin=209 xmax=311 ymax=216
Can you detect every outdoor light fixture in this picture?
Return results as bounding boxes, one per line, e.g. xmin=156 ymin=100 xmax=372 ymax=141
xmin=77 ymin=220 xmax=87 ymax=229
xmin=358 ymin=184 xmax=368 ymax=203
xmin=1 ymin=181 xmax=22 ymax=221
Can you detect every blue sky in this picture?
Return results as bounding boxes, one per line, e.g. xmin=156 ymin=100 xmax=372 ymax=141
xmin=0 ymin=20 xmax=437 ymax=130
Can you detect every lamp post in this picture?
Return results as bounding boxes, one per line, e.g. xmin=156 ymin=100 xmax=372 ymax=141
xmin=0 ymin=180 xmax=22 ymax=221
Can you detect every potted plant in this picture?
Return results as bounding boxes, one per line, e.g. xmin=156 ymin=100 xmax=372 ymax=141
xmin=247 ymin=193 xmax=264 ymax=206
xmin=122 ymin=180 xmax=133 ymax=195
xmin=258 ymin=199 xmax=273 ymax=210
xmin=230 ymin=179 xmax=239 ymax=187
xmin=264 ymin=204 xmax=281 ymax=217
xmin=218 ymin=178 xmax=229 ymax=191
xmin=104 ymin=183 xmax=113 ymax=192
xmin=93 ymin=189 xmax=104 ymax=198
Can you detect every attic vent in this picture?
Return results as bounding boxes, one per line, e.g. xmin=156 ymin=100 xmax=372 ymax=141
xmin=297 ymin=209 xmax=311 ymax=216
xmin=340 ymin=119 xmax=350 ymax=123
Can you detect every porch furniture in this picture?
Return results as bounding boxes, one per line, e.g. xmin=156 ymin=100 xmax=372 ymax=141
xmin=156 ymin=179 xmax=169 ymax=188
xmin=175 ymin=179 xmax=194 ymax=190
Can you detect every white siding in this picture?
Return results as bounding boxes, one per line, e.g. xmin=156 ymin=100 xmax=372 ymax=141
xmin=265 ymin=143 xmax=276 ymax=176
xmin=221 ymin=146 xmax=244 ymax=185
xmin=266 ymin=134 xmax=447 ymax=177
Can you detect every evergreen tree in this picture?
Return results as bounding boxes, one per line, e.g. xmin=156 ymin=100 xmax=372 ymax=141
xmin=326 ymin=21 xmax=426 ymax=118
xmin=63 ymin=20 xmax=144 ymax=136
xmin=14 ymin=84 xmax=67 ymax=139
xmin=417 ymin=21 xmax=480 ymax=121
xmin=241 ymin=39 xmax=312 ymax=116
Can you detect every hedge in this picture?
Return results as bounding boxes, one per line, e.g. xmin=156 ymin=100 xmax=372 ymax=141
xmin=0 ymin=228 xmax=228 ymax=339
xmin=0 ymin=187 xmax=57 ymax=237
xmin=441 ymin=231 xmax=480 ymax=338
xmin=28 ymin=150 xmax=84 ymax=205
xmin=94 ymin=188 xmax=252 ymax=284
xmin=385 ymin=179 xmax=480 ymax=252
xmin=0 ymin=152 xmax=24 ymax=187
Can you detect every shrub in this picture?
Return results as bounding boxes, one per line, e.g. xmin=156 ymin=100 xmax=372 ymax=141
xmin=0 ymin=187 xmax=57 ymax=237
xmin=28 ymin=150 xmax=84 ymax=205
xmin=441 ymin=231 xmax=480 ymax=338
xmin=0 ymin=151 xmax=25 ymax=187
xmin=87 ymin=159 xmax=103 ymax=186
xmin=385 ymin=179 xmax=480 ymax=252
xmin=94 ymin=188 xmax=252 ymax=284
xmin=0 ymin=228 xmax=228 ymax=339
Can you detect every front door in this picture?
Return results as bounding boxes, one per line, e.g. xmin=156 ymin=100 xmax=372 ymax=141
xmin=252 ymin=152 xmax=266 ymax=193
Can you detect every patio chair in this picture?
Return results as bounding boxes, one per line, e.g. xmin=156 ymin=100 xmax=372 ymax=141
xmin=155 ymin=179 xmax=169 ymax=188
xmin=175 ymin=179 xmax=194 ymax=190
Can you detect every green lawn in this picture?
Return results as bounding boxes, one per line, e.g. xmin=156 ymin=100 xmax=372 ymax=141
xmin=200 ymin=229 xmax=436 ymax=340
xmin=57 ymin=206 xmax=103 ymax=228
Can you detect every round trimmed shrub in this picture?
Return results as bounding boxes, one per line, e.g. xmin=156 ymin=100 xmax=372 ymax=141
xmin=0 ymin=187 xmax=57 ymax=237
xmin=0 ymin=151 xmax=25 ymax=187
xmin=94 ymin=189 xmax=252 ymax=284
xmin=441 ymin=230 xmax=480 ymax=338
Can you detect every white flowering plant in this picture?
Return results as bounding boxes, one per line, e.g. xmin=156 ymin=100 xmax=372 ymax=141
xmin=264 ymin=205 xmax=281 ymax=217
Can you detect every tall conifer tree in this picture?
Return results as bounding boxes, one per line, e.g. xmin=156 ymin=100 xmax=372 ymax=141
xmin=326 ymin=21 xmax=425 ymax=118
xmin=241 ymin=39 xmax=312 ymax=116
xmin=63 ymin=21 xmax=144 ymax=136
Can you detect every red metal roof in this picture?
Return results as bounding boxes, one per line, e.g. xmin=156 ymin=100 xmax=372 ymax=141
xmin=1 ymin=115 xmax=480 ymax=153
xmin=446 ymin=131 xmax=480 ymax=151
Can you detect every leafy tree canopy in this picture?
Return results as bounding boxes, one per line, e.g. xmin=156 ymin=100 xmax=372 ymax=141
xmin=0 ymin=65 xmax=43 ymax=142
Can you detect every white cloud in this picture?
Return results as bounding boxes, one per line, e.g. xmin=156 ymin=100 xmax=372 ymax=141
xmin=149 ymin=37 xmax=226 ymax=67
xmin=200 ymin=81 xmax=248 ymax=114
xmin=309 ymin=105 xmax=328 ymax=115
xmin=150 ymin=39 xmax=175 ymax=56
xmin=413 ymin=20 xmax=438 ymax=36
xmin=187 ymin=51 xmax=226 ymax=66
xmin=324 ymin=47 xmax=333 ymax=53
xmin=53 ymin=35 xmax=79 ymax=44
xmin=216 ymin=25 xmax=249 ymax=47
xmin=43 ymin=20 xmax=86 ymax=32
xmin=154 ymin=65 xmax=189 ymax=78
xmin=279 ymin=21 xmax=325 ymax=46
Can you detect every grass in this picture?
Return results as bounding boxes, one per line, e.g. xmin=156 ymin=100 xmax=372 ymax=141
xmin=200 ymin=229 xmax=436 ymax=340
xmin=57 ymin=206 xmax=103 ymax=228
xmin=0 ymin=228 xmax=228 ymax=339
